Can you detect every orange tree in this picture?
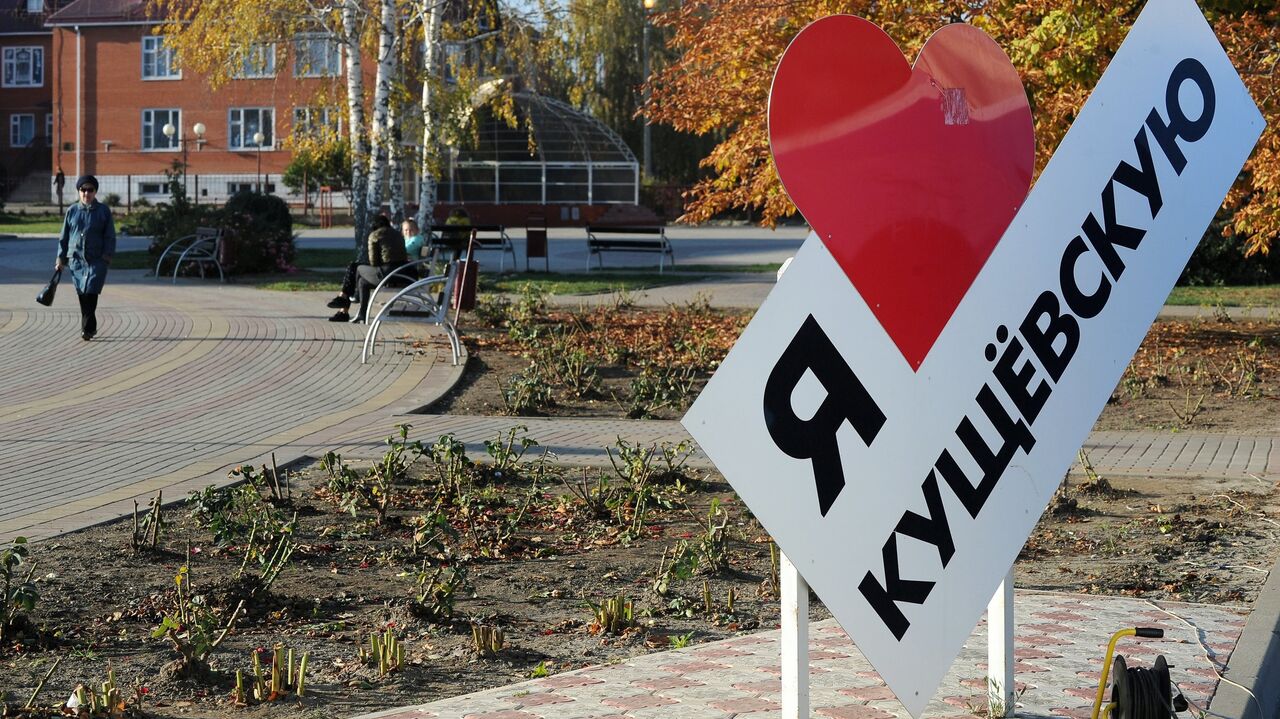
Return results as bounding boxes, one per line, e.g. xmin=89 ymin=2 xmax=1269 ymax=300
xmin=646 ymin=0 xmax=1280 ymax=255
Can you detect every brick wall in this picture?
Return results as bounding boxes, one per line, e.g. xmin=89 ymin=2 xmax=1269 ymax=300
xmin=50 ymin=24 xmax=358 ymax=186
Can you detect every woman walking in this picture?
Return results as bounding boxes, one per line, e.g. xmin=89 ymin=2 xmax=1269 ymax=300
xmin=56 ymin=175 xmax=116 ymax=340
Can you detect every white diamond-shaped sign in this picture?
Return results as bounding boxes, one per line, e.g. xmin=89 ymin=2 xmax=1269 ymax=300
xmin=682 ymin=0 xmax=1264 ymax=714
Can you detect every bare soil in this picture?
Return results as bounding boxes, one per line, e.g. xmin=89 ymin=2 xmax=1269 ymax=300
xmin=3 ymin=310 xmax=1279 ymax=719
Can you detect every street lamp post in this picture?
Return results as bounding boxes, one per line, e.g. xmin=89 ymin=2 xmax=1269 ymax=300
xmin=253 ymin=131 xmax=265 ymax=193
xmin=642 ymin=0 xmax=655 ymax=179
xmin=162 ymin=121 xmax=206 ymax=200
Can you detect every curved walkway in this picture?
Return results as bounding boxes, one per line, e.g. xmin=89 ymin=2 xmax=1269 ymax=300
xmin=0 ymin=276 xmax=460 ymax=542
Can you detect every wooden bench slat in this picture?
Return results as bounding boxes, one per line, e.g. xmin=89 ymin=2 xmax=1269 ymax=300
xmin=585 ymin=226 xmax=672 ymax=272
xmin=424 ymin=224 xmax=517 ymax=271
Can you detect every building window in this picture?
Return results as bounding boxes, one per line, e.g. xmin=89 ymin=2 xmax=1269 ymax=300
xmin=142 ymin=36 xmax=181 ymax=80
xmin=293 ymin=34 xmax=340 ymax=77
xmin=25 ymin=0 xmax=41 ymax=12
xmin=139 ymin=182 xmax=165 ymax=195
xmin=228 ymin=181 xmax=274 ymax=194
xmin=233 ymin=43 xmax=276 ymax=79
xmin=142 ymin=108 xmax=181 ymax=150
xmin=9 ymin=114 xmax=34 ymax=147
xmin=2 ymin=47 xmax=44 ymax=87
xmin=44 ymin=113 xmax=51 ymax=146
xmin=292 ymin=106 xmax=341 ymax=138
xmin=228 ymin=107 xmax=273 ymax=149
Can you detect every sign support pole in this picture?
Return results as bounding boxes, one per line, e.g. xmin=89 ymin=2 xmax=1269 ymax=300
xmin=781 ymin=551 xmax=809 ymax=719
xmin=987 ymin=569 xmax=1015 ymax=717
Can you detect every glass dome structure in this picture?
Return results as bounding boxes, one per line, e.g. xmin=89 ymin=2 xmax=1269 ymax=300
xmin=438 ymin=91 xmax=640 ymax=205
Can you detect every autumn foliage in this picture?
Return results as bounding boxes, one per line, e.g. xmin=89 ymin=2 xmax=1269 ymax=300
xmin=646 ymin=0 xmax=1280 ymax=255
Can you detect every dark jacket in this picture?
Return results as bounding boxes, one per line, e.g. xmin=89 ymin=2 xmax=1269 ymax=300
xmin=367 ymin=226 xmax=409 ymax=271
xmin=57 ymin=200 xmax=116 ymax=294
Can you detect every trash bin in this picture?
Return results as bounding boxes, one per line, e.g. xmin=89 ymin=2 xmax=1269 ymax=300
xmin=526 ymin=213 xmax=548 ymax=272
xmin=452 ymin=259 xmax=478 ymax=311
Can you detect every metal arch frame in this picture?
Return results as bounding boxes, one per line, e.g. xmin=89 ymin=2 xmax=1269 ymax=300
xmin=525 ymin=93 xmax=638 ymax=165
xmin=439 ymin=90 xmax=640 ymax=205
xmin=361 ymin=262 xmax=462 ymax=366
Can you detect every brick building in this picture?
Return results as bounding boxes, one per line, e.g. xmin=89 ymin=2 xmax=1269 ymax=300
xmin=3 ymin=0 xmax=643 ymax=221
xmin=0 ymin=0 xmax=55 ymax=201
xmin=42 ymin=0 xmax=355 ymax=206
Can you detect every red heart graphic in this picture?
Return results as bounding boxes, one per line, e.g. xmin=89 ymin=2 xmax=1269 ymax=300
xmin=769 ymin=17 xmax=1035 ymax=370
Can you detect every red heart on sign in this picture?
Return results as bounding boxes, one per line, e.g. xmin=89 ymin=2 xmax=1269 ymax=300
xmin=769 ymin=17 xmax=1035 ymax=370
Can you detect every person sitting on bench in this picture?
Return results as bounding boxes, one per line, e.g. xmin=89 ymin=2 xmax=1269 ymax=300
xmin=438 ymin=207 xmax=471 ymax=262
xmin=326 ymin=215 xmax=416 ymax=323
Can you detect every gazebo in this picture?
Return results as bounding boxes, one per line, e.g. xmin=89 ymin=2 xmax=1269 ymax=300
xmin=438 ymin=91 xmax=640 ymax=206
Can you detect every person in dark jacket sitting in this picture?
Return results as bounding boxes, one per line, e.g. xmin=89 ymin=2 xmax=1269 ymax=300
xmin=327 ymin=215 xmax=415 ymax=323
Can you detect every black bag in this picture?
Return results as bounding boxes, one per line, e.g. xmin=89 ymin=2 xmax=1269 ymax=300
xmin=36 ymin=269 xmax=61 ymax=306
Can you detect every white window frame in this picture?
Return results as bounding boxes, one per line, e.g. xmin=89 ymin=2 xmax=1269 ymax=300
xmin=2 ymin=47 xmax=44 ymax=87
xmin=291 ymin=106 xmax=341 ymax=138
xmin=228 ymin=107 xmax=274 ymax=149
xmin=233 ymin=43 xmax=276 ymax=79
xmin=292 ymin=33 xmax=340 ymax=78
xmin=142 ymin=108 xmax=181 ymax=150
xmin=9 ymin=113 xmax=34 ymax=147
xmin=142 ymin=36 xmax=181 ymax=80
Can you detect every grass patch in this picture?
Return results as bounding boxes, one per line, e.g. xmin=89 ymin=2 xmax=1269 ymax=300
xmin=111 ymin=247 xmax=355 ymax=272
xmin=0 ymin=213 xmax=66 ymax=235
xmin=250 ymin=271 xmax=344 ymax=292
xmin=1166 ymin=284 xmax=1280 ymax=308
xmin=481 ymin=271 xmax=699 ymax=296
xmin=295 ymin=247 xmax=357 ymax=268
xmin=111 ymin=251 xmax=153 ymax=269
xmin=673 ymin=263 xmax=782 ymax=273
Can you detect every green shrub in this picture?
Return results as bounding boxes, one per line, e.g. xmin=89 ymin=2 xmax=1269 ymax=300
xmin=1180 ymin=222 xmax=1280 ymax=286
xmin=135 ymin=203 xmax=221 ymax=251
xmin=282 ymin=140 xmax=351 ymax=195
xmin=219 ymin=192 xmax=296 ymax=274
xmin=139 ymin=191 xmax=296 ymax=275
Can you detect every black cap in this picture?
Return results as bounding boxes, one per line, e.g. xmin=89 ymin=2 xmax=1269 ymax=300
xmin=75 ymin=174 xmax=98 ymax=191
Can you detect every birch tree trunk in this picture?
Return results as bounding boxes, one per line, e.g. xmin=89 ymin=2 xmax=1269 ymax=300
xmin=415 ymin=0 xmax=443 ymax=229
xmin=342 ymin=1 xmax=372 ymax=261
xmin=364 ymin=0 xmax=398 ymax=225
xmin=388 ymin=97 xmax=405 ymax=222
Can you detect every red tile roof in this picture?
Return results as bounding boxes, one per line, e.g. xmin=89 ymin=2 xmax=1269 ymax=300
xmin=45 ymin=0 xmax=152 ymax=25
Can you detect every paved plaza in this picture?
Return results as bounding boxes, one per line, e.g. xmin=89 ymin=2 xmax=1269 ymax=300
xmin=2 ymin=228 xmax=1277 ymax=717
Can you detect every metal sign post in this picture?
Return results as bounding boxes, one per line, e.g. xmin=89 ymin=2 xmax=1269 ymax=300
xmin=780 ymin=553 xmax=809 ymax=719
xmin=988 ymin=571 xmax=1015 ymax=716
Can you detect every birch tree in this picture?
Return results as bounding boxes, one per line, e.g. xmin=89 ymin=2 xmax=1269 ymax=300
xmin=151 ymin=0 xmax=375 ymax=254
xmin=364 ymin=0 xmax=401 ymax=226
xmin=413 ymin=0 xmax=445 ymax=228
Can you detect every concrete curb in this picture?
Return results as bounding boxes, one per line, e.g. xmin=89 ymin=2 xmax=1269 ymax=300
xmin=1214 ymin=556 xmax=1280 ymax=718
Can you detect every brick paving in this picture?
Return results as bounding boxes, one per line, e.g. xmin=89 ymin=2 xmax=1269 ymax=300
xmin=322 ymin=416 xmax=1280 ymax=491
xmin=0 ymin=276 xmax=454 ymax=542
xmin=354 ymin=593 xmax=1247 ymax=719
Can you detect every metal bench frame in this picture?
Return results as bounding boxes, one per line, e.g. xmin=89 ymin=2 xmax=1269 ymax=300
xmin=155 ymin=227 xmax=225 ymax=283
xmin=362 ymin=260 xmax=462 ymax=366
xmin=426 ymin=224 xmax=516 ymax=272
xmin=585 ymin=225 xmax=673 ymax=273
